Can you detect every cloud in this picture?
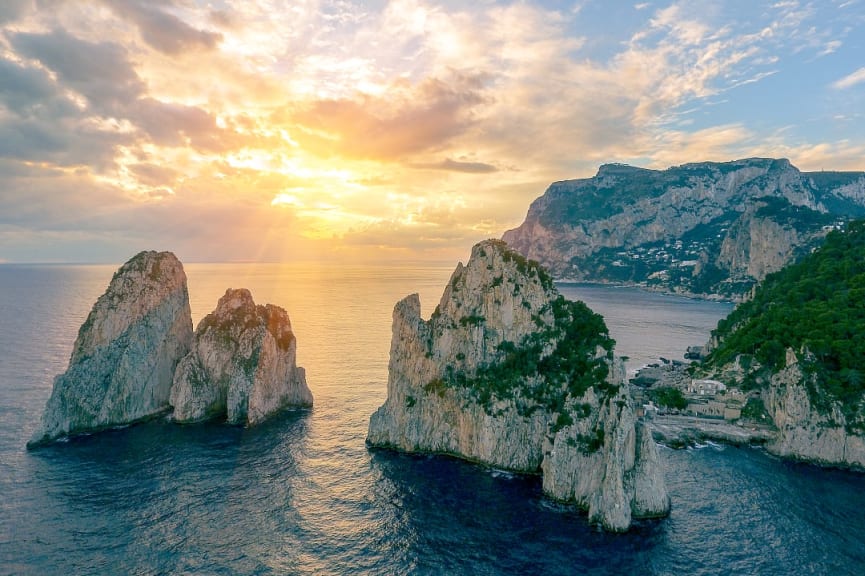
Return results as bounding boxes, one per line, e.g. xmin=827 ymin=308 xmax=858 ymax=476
xmin=411 ymin=158 xmax=498 ymax=173
xmin=0 ymin=116 xmax=131 ymax=169
xmin=1 ymin=0 xmax=863 ymax=263
xmin=833 ymin=67 xmax=865 ymax=90
xmin=131 ymin=98 xmax=225 ymax=152
xmin=285 ymin=73 xmax=489 ymax=161
xmin=11 ymin=29 xmax=145 ymax=114
xmin=642 ymin=124 xmax=756 ymax=167
xmin=0 ymin=158 xmax=314 ymax=263
xmin=0 ymin=0 xmax=31 ymax=23
xmin=0 ymin=56 xmax=76 ymax=118
xmin=102 ymin=0 xmax=222 ymax=55
xmin=127 ymin=163 xmax=180 ymax=187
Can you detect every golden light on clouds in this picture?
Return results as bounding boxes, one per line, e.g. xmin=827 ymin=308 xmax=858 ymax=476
xmin=0 ymin=0 xmax=864 ymax=263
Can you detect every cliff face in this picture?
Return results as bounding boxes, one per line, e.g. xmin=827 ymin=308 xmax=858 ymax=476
xmin=701 ymin=222 xmax=865 ymax=469
xmin=28 ymin=251 xmax=193 ymax=447
xmin=503 ymin=159 xmax=865 ymax=298
xmin=170 ymin=288 xmax=312 ymax=425
xmin=716 ymin=202 xmax=806 ymax=281
xmin=764 ymin=357 xmax=865 ymax=469
xmin=29 ymin=254 xmax=314 ymax=447
xmin=367 ymin=240 xmax=669 ymax=531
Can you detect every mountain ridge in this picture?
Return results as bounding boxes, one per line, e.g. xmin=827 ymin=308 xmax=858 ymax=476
xmin=503 ymin=158 xmax=865 ymax=299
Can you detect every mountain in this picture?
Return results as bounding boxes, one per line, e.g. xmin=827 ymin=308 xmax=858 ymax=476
xmin=700 ymin=222 xmax=865 ymax=468
xmin=503 ymin=158 xmax=865 ymax=298
xmin=367 ymin=240 xmax=669 ymax=531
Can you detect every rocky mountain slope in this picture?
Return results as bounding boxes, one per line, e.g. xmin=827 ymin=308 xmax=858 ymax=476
xmin=700 ymin=222 xmax=865 ymax=468
xmin=28 ymin=251 xmax=193 ymax=447
xmin=367 ymin=240 xmax=669 ymax=531
xmin=503 ymin=158 xmax=865 ymax=298
xmin=171 ymin=288 xmax=312 ymax=425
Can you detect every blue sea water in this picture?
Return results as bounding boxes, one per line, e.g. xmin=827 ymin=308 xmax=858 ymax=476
xmin=2 ymin=263 xmax=865 ymax=575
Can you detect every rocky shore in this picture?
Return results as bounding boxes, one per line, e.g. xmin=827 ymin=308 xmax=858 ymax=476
xmin=647 ymin=415 xmax=774 ymax=448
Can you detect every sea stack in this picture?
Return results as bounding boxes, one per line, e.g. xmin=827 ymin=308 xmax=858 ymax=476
xmin=170 ymin=288 xmax=313 ymax=425
xmin=367 ymin=239 xmax=669 ymax=531
xmin=28 ymin=251 xmax=193 ymax=447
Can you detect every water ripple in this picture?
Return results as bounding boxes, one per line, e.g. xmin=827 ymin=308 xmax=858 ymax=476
xmin=2 ymin=265 xmax=865 ymax=575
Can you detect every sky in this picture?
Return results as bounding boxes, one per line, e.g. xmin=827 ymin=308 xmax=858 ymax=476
xmin=1 ymin=0 xmax=864 ymax=264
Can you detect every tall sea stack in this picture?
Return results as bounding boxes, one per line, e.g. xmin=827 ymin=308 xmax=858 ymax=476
xmin=170 ymin=288 xmax=313 ymax=425
xmin=367 ymin=239 xmax=669 ymax=531
xmin=28 ymin=251 xmax=193 ymax=447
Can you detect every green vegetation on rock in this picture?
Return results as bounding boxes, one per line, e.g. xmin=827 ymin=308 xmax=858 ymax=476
xmin=648 ymin=386 xmax=687 ymax=410
xmin=505 ymin=159 xmax=865 ymax=299
xmin=491 ymin=239 xmax=554 ymax=291
xmin=705 ymin=221 xmax=865 ymax=418
xmin=435 ymin=296 xmax=615 ymax=420
xmin=740 ymin=397 xmax=770 ymax=423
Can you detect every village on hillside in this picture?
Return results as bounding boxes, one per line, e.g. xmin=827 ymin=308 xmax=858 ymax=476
xmin=630 ymin=358 xmax=766 ymax=424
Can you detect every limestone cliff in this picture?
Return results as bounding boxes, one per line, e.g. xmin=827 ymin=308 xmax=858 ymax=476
xmin=763 ymin=355 xmax=865 ymax=469
xmin=503 ymin=159 xmax=865 ymax=298
xmin=716 ymin=201 xmax=810 ymax=281
xmin=700 ymin=222 xmax=865 ymax=468
xmin=170 ymin=288 xmax=312 ymax=425
xmin=367 ymin=240 xmax=669 ymax=531
xmin=28 ymin=251 xmax=193 ymax=447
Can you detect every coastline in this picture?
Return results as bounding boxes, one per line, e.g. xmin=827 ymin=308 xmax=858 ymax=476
xmin=647 ymin=414 xmax=774 ymax=449
xmin=553 ymin=278 xmax=739 ymax=303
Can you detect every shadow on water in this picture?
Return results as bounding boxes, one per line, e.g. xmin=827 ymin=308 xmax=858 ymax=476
xmin=659 ymin=444 xmax=865 ymax=576
xmin=367 ymin=449 xmax=667 ymax=575
xmin=17 ymin=410 xmax=313 ymax=576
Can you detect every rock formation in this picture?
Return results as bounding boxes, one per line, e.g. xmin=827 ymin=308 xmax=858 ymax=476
xmin=170 ymin=288 xmax=312 ymax=425
xmin=367 ymin=239 xmax=669 ymax=531
xmin=28 ymin=251 xmax=193 ymax=447
xmin=764 ymin=356 xmax=865 ymax=469
xmin=699 ymin=222 xmax=865 ymax=469
xmin=503 ymin=158 xmax=865 ymax=298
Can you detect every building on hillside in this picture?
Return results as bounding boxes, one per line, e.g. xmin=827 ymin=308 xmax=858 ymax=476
xmin=688 ymin=379 xmax=726 ymax=395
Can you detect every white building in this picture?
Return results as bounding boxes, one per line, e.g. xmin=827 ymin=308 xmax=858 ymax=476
xmin=688 ymin=379 xmax=726 ymax=395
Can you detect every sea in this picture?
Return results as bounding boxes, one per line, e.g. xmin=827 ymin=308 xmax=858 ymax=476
xmin=2 ymin=263 xmax=865 ymax=575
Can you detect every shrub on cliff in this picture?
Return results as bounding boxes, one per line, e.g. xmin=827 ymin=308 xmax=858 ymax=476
xmin=706 ymin=221 xmax=865 ymax=416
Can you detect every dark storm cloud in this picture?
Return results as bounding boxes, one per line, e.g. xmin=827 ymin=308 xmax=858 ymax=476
xmin=102 ymin=0 xmax=222 ymax=55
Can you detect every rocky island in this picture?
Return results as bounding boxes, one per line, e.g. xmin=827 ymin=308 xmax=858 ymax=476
xmin=503 ymin=158 xmax=865 ymax=299
xmin=171 ymin=288 xmax=313 ymax=425
xmin=28 ymin=252 xmax=312 ymax=448
xmin=28 ymin=251 xmax=193 ymax=447
xmin=367 ymin=239 xmax=669 ymax=531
